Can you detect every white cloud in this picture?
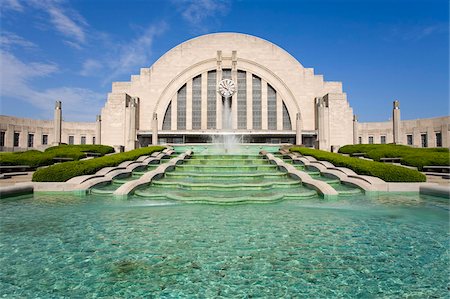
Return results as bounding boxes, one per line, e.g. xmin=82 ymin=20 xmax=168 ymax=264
xmin=0 ymin=31 xmax=38 ymax=50
xmin=1 ymin=0 xmax=24 ymax=12
xmin=389 ymin=23 xmax=448 ymax=42
xmin=102 ymin=22 xmax=168 ymax=84
xmin=174 ymin=0 xmax=230 ymax=26
xmin=0 ymin=50 xmax=103 ymax=121
xmin=80 ymin=59 xmax=103 ymax=76
xmin=29 ymin=0 xmax=88 ymax=46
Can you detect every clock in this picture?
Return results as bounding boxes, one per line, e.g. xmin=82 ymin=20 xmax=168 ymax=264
xmin=218 ymin=79 xmax=236 ymax=98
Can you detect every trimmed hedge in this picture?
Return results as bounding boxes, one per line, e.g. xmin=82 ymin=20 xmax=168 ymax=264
xmin=338 ymin=144 xmax=449 ymax=170
xmin=290 ymin=147 xmax=426 ymax=182
xmin=0 ymin=150 xmax=54 ymax=168
xmin=32 ymin=146 xmax=166 ymax=182
xmin=0 ymin=145 xmax=114 ymax=168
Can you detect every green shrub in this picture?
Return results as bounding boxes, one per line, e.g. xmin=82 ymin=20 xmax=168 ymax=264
xmin=291 ymin=147 xmax=426 ymax=182
xmin=0 ymin=150 xmax=54 ymax=168
xmin=0 ymin=145 xmax=115 ymax=168
xmin=32 ymin=146 xmax=166 ymax=182
xmin=338 ymin=144 xmax=449 ymax=170
xmin=45 ymin=144 xmax=114 ymax=156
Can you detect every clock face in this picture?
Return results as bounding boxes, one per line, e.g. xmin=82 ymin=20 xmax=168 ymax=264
xmin=218 ymin=79 xmax=236 ymax=98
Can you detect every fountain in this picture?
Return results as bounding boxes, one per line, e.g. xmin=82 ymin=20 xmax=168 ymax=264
xmin=212 ymin=77 xmax=240 ymax=154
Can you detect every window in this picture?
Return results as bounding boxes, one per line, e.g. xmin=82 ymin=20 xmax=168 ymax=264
xmin=177 ymin=84 xmax=187 ymax=130
xmin=252 ymin=75 xmax=262 ymax=130
xmin=237 ymin=70 xmax=247 ymax=129
xmin=42 ymin=134 xmax=48 ymax=145
xmin=407 ymin=134 xmax=413 ymax=145
xmin=0 ymin=131 xmax=5 ymax=147
xmin=222 ymin=69 xmax=231 ymax=79
xmin=162 ymin=102 xmax=172 ymax=130
xmin=421 ymin=133 xmax=428 ymax=148
xmin=192 ymin=75 xmax=202 ymax=130
xmin=92 ymin=136 xmax=96 ymax=145
xmin=13 ymin=132 xmax=19 ymax=147
xmin=368 ymin=136 xmax=374 ymax=144
xmin=358 ymin=136 xmax=362 ymax=144
xmin=380 ymin=135 xmax=386 ymax=144
xmin=80 ymin=136 xmax=86 ymax=145
xmin=282 ymin=102 xmax=291 ymax=130
xmin=27 ymin=134 xmax=34 ymax=148
xmin=435 ymin=132 xmax=442 ymax=147
xmin=207 ymin=71 xmax=216 ymax=129
xmin=267 ymin=84 xmax=277 ymax=130
xmin=68 ymin=135 xmax=74 ymax=145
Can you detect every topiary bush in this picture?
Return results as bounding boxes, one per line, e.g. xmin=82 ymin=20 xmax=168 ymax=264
xmin=32 ymin=146 xmax=166 ymax=182
xmin=0 ymin=150 xmax=54 ymax=168
xmin=338 ymin=144 xmax=449 ymax=170
xmin=0 ymin=145 xmax=115 ymax=168
xmin=291 ymin=147 xmax=426 ymax=182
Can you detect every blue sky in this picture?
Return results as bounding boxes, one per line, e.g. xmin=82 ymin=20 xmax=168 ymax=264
xmin=1 ymin=0 xmax=448 ymax=122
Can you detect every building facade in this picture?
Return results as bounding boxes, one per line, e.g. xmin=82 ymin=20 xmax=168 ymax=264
xmin=0 ymin=33 xmax=448 ymax=152
xmin=100 ymin=33 xmax=354 ymax=151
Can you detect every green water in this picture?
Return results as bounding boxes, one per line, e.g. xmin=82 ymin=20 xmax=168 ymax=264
xmin=1 ymin=193 xmax=448 ymax=297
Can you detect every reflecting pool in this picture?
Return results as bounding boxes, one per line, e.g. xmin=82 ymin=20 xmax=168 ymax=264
xmin=1 ymin=193 xmax=448 ymax=297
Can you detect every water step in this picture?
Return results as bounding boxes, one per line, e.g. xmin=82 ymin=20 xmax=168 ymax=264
xmin=175 ymin=165 xmax=278 ymax=172
xmin=150 ymin=180 xmax=301 ymax=191
xmin=134 ymin=189 xmax=317 ymax=203
xmin=184 ymin=159 xmax=269 ymax=165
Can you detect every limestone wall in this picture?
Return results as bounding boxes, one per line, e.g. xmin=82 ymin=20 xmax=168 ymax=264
xmin=0 ymin=115 xmax=96 ymax=152
xmin=356 ymin=116 xmax=450 ymax=148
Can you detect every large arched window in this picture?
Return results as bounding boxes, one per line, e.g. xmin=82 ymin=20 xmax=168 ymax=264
xmin=161 ymin=69 xmax=294 ymax=132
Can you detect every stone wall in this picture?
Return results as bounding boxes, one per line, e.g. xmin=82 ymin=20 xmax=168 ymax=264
xmin=0 ymin=115 xmax=96 ymax=152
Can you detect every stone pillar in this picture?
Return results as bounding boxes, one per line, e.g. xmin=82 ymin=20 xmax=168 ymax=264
xmin=53 ymin=100 xmax=62 ymax=144
xmin=246 ymin=71 xmax=253 ymax=130
xmin=126 ymin=98 xmax=137 ymax=150
xmin=95 ymin=115 xmax=101 ymax=145
xmin=216 ymin=51 xmax=223 ymax=130
xmin=261 ymin=79 xmax=268 ymax=130
xmin=353 ymin=115 xmax=358 ymax=144
xmin=316 ymin=97 xmax=329 ymax=150
xmin=392 ymin=100 xmax=401 ymax=144
xmin=295 ymin=113 xmax=302 ymax=145
xmin=186 ymin=79 xmax=193 ymax=130
xmin=152 ymin=113 xmax=158 ymax=145
xmin=201 ymin=72 xmax=208 ymax=130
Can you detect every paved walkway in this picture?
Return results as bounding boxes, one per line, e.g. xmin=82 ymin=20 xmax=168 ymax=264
xmin=0 ymin=172 xmax=34 ymax=187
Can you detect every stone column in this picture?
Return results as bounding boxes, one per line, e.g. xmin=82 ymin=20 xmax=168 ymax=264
xmin=53 ymin=100 xmax=62 ymax=145
xmin=201 ymin=72 xmax=208 ymax=130
xmin=295 ymin=113 xmax=302 ymax=145
xmin=246 ymin=71 xmax=253 ymax=130
xmin=171 ymin=94 xmax=177 ymax=130
xmin=353 ymin=115 xmax=358 ymax=144
xmin=152 ymin=113 xmax=158 ymax=145
xmin=276 ymin=93 xmax=283 ymax=130
xmin=261 ymin=79 xmax=268 ymax=130
xmin=316 ymin=97 xmax=329 ymax=150
xmin=95 ymin=115 xmax=101 ymax=145
xmin=127 ymin=98 xmax=137 ymax=150
xmin=186 ymin=79 xmax=193 ymax=131
xmin=392 ymin=100 xmax=401 ymax=144
xmin=216 ymin=51 xmax=223 ymax=130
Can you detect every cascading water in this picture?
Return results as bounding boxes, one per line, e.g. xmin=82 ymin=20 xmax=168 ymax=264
xmin=221 ymin=96 xmax=240 ymax=153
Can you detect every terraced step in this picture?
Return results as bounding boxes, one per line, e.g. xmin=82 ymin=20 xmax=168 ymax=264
xmin=175 ymin=164 xmax=278 ymax=172
xmin=184 ymin=158 xmax=269 ymax=165
xmin=190 ymin=154 xmax=261 ymax=159
xmin=134 ymin=188 xmax=317 ymax=204
xmin=150 ymin=180 xmax=301 ymax=191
